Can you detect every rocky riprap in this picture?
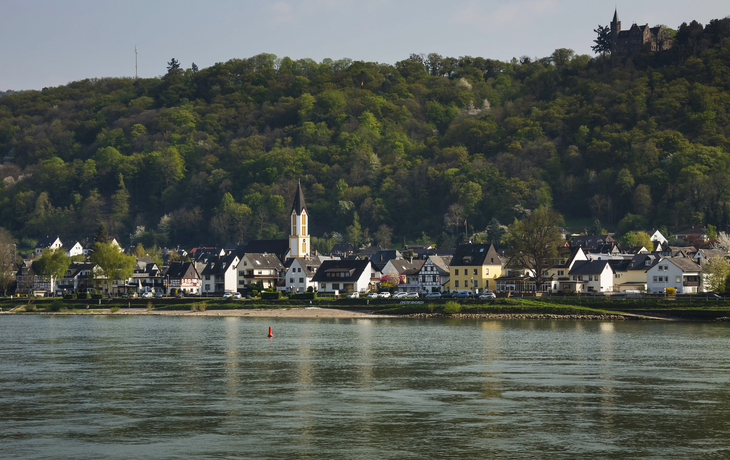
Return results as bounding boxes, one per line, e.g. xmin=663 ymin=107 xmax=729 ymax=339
xmin=400 ymin=313 xmax=628 ymax=320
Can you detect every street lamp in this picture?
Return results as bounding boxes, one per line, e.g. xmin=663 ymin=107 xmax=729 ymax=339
xmin=662 ymin=264 xmax=668 ymax=297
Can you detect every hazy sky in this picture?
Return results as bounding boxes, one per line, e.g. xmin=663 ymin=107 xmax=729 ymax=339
xmin=2 ymin=0 xmax=728 ymax=91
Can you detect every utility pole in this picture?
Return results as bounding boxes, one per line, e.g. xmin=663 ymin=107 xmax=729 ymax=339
xmin=135 ymin=45 xmax=138 ymax=79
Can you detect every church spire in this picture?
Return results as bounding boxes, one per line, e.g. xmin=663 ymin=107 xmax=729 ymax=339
xmin=292 ymin=180 xmax=307 ymax=216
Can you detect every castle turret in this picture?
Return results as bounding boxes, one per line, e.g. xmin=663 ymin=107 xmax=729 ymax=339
xmin=610 ymin=8 xmax=621 ymax=54
xmin=289 ymin=181 xmax=309 ymax=258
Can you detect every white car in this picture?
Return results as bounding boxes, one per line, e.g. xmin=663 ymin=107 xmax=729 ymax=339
xmin=223 ymin=292 xmax=233 ymax=299
xmin=367 ymin=292 xmax=379 ymax=299
xmin=141 ymin=292 xmax=153 ymax=298
xmin=348 ymin=292 xmax=359 ymax=299
xmin=424 ymin=292 xmax=442 ymax=299
xmin=405 ymin=292 xmax=419 ymax=299
xmin=378 ymin=292 xmax=391 ymax=299
xmin=233 ymin=292 xmax=242 ymax=299
xmin=479 ymin=292 xmax=497 ymax=299
xmin=392 ymin=292 xmax=407 ymax=299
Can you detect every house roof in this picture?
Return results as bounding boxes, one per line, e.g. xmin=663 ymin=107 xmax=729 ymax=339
xmin=627 ymin=254 xmax=659 ymax=271
xmin=289 ymin=257 xmax=323 ymax=274
xmin=569 ymin=260 xmax=612 ymax=276
xmin=451 ymin=243 xmax=501 ymax=267
xmin=311 ymin=259 xmax=370 ymax=283
xmin=424 ymin=255 xmax=451 ymax=273
xmin=383 ymin=259 xmax=424 ymax=275
xmin=570 ymin=235 xmax=615 ymax=248
xmin=243 ymin=253 xmax=284 ymax=270
xmin=331 ymin=243 xmax=354 ymax=254
xmin=36 ymin=236 xmax=61 ymax=248
xmin=201 ymin=253 xmax=239 ymax=276
xmin=164 ymin=261 xmax=200 ymax=279
xmin=664 ymin=258 xmax=702 ymax=273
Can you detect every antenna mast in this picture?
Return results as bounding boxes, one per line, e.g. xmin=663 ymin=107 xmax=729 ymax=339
xmin=135 ymin=45 xmax=138 ymax=80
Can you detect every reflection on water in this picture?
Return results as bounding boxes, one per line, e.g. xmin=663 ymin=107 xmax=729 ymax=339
xmin=1 ymin=316 xmax=730 ymax=459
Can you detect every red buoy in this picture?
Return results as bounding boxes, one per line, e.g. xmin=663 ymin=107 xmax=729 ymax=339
xmin=267 ymin=326 xmax=273 ymax=338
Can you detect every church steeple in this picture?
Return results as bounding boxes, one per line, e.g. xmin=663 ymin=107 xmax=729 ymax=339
xmin=610 ymin=8 xmax=621 ymax=55
xmin=289 ymin=181 xmax=309 ymax=258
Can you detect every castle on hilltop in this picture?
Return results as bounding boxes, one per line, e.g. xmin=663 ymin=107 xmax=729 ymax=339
xmin=610 ymin=9 xmax=673 ymax=56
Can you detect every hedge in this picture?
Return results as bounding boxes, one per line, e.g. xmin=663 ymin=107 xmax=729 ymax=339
xmin=289 ymin=292 xmax=317 ymax=300
xmin=261 ymin=291 xmax=282 ymax=300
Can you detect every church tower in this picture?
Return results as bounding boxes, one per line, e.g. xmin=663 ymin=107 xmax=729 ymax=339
xmin=289 ymin=181 xmax=309 ymax=258
xmin=610 ymin=8 xmax=621 ymax=55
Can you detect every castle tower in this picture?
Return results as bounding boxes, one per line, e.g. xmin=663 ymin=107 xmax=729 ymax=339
xmin=289 ymin=181 xmax=309 ymax=258
xmin=610 ymin=8 xmax=621 ymax=54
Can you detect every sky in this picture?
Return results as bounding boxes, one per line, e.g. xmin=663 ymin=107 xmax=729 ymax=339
xmin=1 ymin=0 xmax=728 ymax=91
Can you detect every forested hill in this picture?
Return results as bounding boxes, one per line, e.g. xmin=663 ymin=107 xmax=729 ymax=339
xmin=1 ymin=18 xmax=730 ymax=251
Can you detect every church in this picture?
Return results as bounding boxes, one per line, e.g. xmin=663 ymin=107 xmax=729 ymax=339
xmin=610 ymin=9 xmax=673 ymax=56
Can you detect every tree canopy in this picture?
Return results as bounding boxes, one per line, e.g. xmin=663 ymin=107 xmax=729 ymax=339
xmin=1 ymin=17 xmax=730 ymax=249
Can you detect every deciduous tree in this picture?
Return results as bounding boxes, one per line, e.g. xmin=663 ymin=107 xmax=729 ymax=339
xmin=506 ymin=207 xmax=564 ymax=291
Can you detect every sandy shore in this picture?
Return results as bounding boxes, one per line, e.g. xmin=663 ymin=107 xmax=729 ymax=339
xmin=108 ymin=307 xmax=389 ymax=318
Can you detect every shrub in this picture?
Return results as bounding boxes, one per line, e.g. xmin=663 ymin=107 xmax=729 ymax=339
xmin=48 ymin=300 xmax=64 ymax=312
xmin=146 ymin=301 xmax=153 ymax=312
xmin=110 ymin=307 xmax=120 ymax=313
xmin=24 ymin=304 xmax=36 ymax=312
xmin=64 ymin=294 xmax=77 ymax=300
xmin=190 ymin=302 xmax=208 ymax=312
xmin=290 ymin=292 xmax=317 ymax=300
xmin=666 ymin=287 xmax=677 ymax=296
xmin=91 ymin=294 xmax=102 ymax=300
xmin=442 ymin=301 xmax=462 ymax=314
xmin=77 ymin=292 xmax=90 ymax=300
xmin=250 ymin=290 xmax=259 ymax=297
xmin=262 ymin=291 xmax=282 ymax=300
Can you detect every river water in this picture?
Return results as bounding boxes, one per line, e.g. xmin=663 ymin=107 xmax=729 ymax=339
xmin=1 ymin=315 xmax=729 ymax=459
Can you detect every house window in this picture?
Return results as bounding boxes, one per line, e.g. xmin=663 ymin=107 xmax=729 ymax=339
xmin=299 ymin=278 xmax=304 ymax=283
xmin=455 ymin=269 xmax=459 ymax=275
xmin=676 ymin=276 xmax=681 ymax=283
xmin=205 ymin=275 xmax=210 ymax=280
xmin=474 ymin=280 xmax=479 ymax=288
xmin=455 ymin=281 xmax=459 ymax=288
xmin=239 ymin=271 xmax=244 ymax=276
xmin=332 ymin=283 xmax=339 ymax=290
xmin=653 ymin=276 xmax=658 ymax=282
xmin=290 ymin=278 xmax=294 ymax=283
xmin=321 ymin=283 xmax=326 ymax=290
xmin=205 ymin=284 xmax=210 ymax=290
xmin=485 ymin=268 xmax=489 ymax=275
xmin=558 ymin=270 xmax=564 ymax=276
xmin=473 ymin=269 xmax=478 ymax=276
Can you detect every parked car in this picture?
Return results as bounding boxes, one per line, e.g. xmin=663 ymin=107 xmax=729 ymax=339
xmin=705 ymin=293 xmax=722 ymax=300
xmin=392 ymin=292 xmax=407 ymax=299
xmin=405 ymin=292 xmax=419 ymax=299
xmin=141 ymin=292 xmax=153 ymax=298
xmin=378 ymin=292 xmax=391 ymax=299
xmin=348 ymin=291 xmax=359 ymax=299
xmin=223 ymin=292 xmax=233 ymax=299
xmin=233 ymin=292 xmax=242 ymax=299
xmin=425 ymin=292 xmax=442 ymax=299
xmin=367 ymin=292 xmax=379 ymax=299
xmin=155 ymin=291 xmax=164 ymax=298
xmin=176 ymin=293 xmax=184 ymax=299
xmin=479 ymin=292 xmax=496 ymax=299
xmin=454 ymin=291 xmax=473 ymax=299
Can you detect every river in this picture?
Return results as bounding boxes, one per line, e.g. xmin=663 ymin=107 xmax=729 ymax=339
xmin=1 ymin=315 xmax=729 ymax=459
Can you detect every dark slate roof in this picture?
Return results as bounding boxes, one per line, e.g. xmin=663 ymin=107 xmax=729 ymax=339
xmin=331 ymin=243 xmax=354 ymax=255
xmin=451 ymin=244 xmax=501 ymax=267
xmin=242 ymin=239 xmax=290 ymax=261
xmin=383 ymin=259 xmax=424 ymax=274
xmin=36 ymin=235 xmax=61 ymax=248
xmin=569 ymin=260 xmax=612 ymax=276
xmin=289 ymin=257 xmax=323 ymax=274
xmin=627 ymin=254 xmax=659 ymax=271
xmin=311 ymin=259 xmax=370 ymax=283
xmin=666 ymin=258 xmax=702 ymax=272
xmin=292 ymin=181 xmax=307 ymax=215
xmin=244 ymin=253 xmax=284 ymax=270
xmin=201 ymin=253 xmax=239 ymax=276
xmin=570 ymin=235 xmax=615 ymax=248
xmin=164 ymin=262 xmax=200 ymax=279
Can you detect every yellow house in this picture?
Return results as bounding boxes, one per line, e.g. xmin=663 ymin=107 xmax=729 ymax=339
xmin=613 ymin=253 xmax=660 ymax=292
xmin=447 ymin=244 xmax=503 ymax=292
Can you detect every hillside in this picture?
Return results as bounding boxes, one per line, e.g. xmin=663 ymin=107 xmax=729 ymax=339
xmin=1 ymin=18 xmax=730 ymax=251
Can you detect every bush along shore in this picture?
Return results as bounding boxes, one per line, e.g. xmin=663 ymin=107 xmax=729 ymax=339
xmin=2 ymin=297 xmax=730 ymax=321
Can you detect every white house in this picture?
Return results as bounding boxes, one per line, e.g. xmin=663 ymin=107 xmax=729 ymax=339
xmin=284 ymin=257 xmax=323 ymax=293
xmin=416 ymin=255 xmax=451 ymax=293
xmin=564 ymin=260 xmax=615 ymax=293
xmin=65 ymin=242 xmax=84 ymax=258
xmin=200 ymin=253 xmax=240 ymax=295
xmin=311 ymin=259 xmax=372 ymax=294
xmin=238 ymin=253 xmax=283 ymax=291
xmin=35 ymin=236 xmax=63 ymax=255
xmin=646 ymin=258 xmax=703 ymax=294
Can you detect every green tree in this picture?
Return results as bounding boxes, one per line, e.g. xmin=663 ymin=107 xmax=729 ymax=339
xmin=704 ymin=256 xmax=730 ymax=293
xmin=0 ymin=228 xmax=19 ymax=296
xmin=506 ymin=207 xmax=564 ymax=291
xmin=34 ymin=248 xmax=71 ymax=294
xmin=620 ymin=231 xmax=653 ymax=250
xmin=90 ymin=242 xmax=136 ymax=294
xmin=591 ymin=25 xmax=612 ymax=55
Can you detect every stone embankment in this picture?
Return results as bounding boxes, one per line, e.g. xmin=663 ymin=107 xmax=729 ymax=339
xmin=401 ymin=313 xmax=629 ymax=320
